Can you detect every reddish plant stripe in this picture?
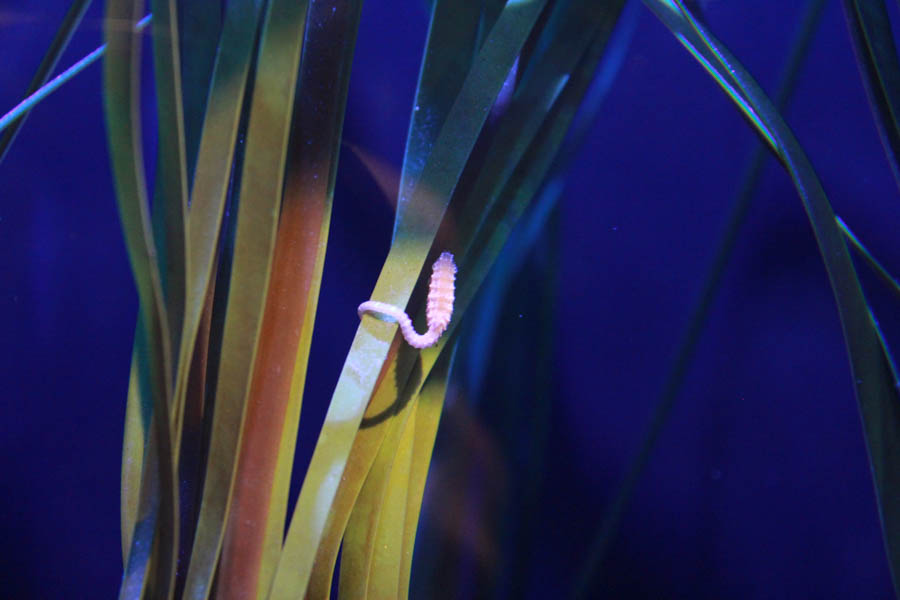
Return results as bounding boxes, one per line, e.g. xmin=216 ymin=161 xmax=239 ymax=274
xmin=216 ymin=190 xmax=327 ymax=599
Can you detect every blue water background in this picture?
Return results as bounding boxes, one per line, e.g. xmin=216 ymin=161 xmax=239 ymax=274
xmin=2 ymin=1 xmax=900 ymax=597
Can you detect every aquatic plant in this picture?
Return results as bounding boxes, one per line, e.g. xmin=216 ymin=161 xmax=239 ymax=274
xmin=4 ymin=0 xmax=900 ymax=597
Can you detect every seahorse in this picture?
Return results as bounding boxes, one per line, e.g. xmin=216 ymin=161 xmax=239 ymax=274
xmin=357 ymin=252 xmax=457 ymax=349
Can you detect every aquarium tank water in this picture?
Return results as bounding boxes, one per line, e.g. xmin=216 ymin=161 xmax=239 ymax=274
xmin=2 ymin=0 xmax=900 ymax=598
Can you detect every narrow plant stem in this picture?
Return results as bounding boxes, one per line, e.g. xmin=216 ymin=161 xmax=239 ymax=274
xmin=0 ymin=0 xmax=92 ymax=163
xmin=573 ymin=0 xmax=827 ymax=595
xmin=837 ymin=215 xmax=900 ymax=300
xmin=0 ymin=14 xmax=152 ymax=136
xmin=840 ymin=0 xmax=900 ymax=194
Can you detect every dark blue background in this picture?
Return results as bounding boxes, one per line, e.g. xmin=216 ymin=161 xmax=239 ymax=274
xmin=2 ymin=1 xmax=900 ymax=597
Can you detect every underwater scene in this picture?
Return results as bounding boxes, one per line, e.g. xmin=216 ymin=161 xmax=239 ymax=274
xmin=4 ymin=0 xmax=900 ymax=598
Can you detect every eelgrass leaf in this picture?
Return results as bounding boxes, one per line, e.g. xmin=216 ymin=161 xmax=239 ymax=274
xmin=119 ymin=1 xmax=264 ymax=593
xmin=103 ymin=1 xmax=178 ymax=597
xmin=283 ymin=1 xmax=625 ymax=595
xmin=177 ymin=3 xmax=223 ymax=184
xmin=397 ymin=343 xmax=457 ymax=598
xmin=114 ymin=13 xmax=156 ymax=571
xmin=143 ymin=3 xmax=191 ymax=587
xmin=303 ymin=335 xmax=408 ymax=600
xmin=170 ymin=0 xmax=264 ymax=460
xmin=122 ymin=326 xmax=161 ymax=568
xmin=326 ymin=13 xmax=616 ymax=597
xmin=398 ymin=0 xmax=631 ymax=545
xmin=505 ymin=213 xmax=561 ymax=594
xmin=477 ymin=0 xmax=509 ymax=50
xmin=841 ymin=0 xmax=900 ymax=192
xmin=836 ymin=216 xmax=900 ymax=423
xmin=321 ymin=11 xmax=630 ymax=595
xmin=215 ymin=2 xmax=363 ymax=598
xmin=467 ymin=0 xmax=637 ymax=401
xmin=455 ymin=0 xmax=626 ymax=262
xmin=303 ymin=2 xmax=483 ymax=594
xmin=372 ymin=38 xmax=638 ymax=588
xmin=267 ymin=2 xmax=548 ymax=597
xmin=324 ymin=336 xmax=454 ymax=600
xmin=255 ymin=3 xmax=362 ymax=594
xmin=576 ymin=1 xmax=827 ymax=592
xmin=120 ymin=341 xmax=146 ymax=563
xmin=180 ymin=1 xmax=311 ymax=598
xmin=0 ymin=16 xmax=151 ymax=138
xmin=390 ymin=30 xmax=636 ymax=580
xmin=450 ymin=0 xmax=627 ymax=335
xmin=339 ymin=366 xmax=424 ymax=600
xmin=0 ymin=0 xmax=91 ymax=165
xmin=393 ymin=0 xmax=483 ymax=244
xmin=838 ymin=215 xmax=900 ymax=301
xmin=646 ymin=2 xmax=776 ymax=152
xmin=334 ymin=334 xmax=459 ymax=600
xmin=399 ymin=0 xmax=629 ymax=398
xmin=149 ymin=0 xmax=189 ymax=376
xmin=174 ymin=273 xmax=217 ymax=600
xmin=648 ymin=0 xmax=900 ymax=592
xmin=338 ymin=8 xmax=630 ymax=594
xmin=365 ymin=402 xmax=418 ymax=600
